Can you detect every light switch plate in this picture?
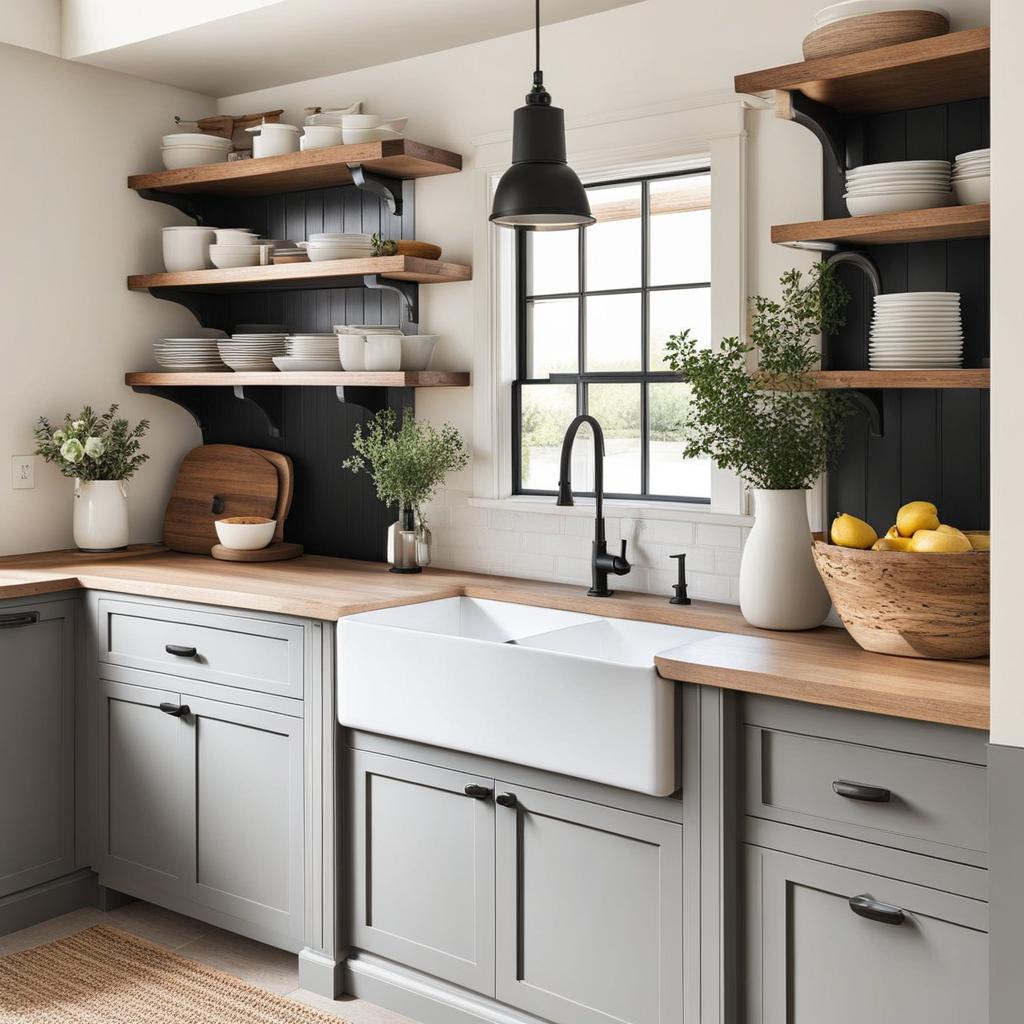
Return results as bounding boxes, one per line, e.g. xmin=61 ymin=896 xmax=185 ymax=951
xmin=11 ymin=455 xmax=34 ymax=489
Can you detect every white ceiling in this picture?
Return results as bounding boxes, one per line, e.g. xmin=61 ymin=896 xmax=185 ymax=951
xmin=67 ymin=0 xmax=646 ymax=97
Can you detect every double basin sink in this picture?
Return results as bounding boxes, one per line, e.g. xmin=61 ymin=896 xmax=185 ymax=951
xmin=337 ymin=597 xmax=718 ymax=796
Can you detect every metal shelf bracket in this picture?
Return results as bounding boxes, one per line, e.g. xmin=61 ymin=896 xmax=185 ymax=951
xmin=777 ymin=90 xmax=846 ymax=175
xmin=136 ymin=188 xmax=209 ymax=224
xmin=846 ymin=389 xmax=885 ymax=438
xmin=232 ymin=386 xmax=283 ymax=437
xmin=363 ymin=275 xmax=419 ymax=332
xmin=131 ymin=386 xmax=206 ymax=433
xmin=348 ymin=164 xmax=403 ymax=217
xmin=334 ymin=386 xmax=390 ymax=414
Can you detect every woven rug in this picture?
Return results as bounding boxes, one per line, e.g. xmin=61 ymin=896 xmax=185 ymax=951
xmin=0 ymin=925 xmax=347 ymax=1023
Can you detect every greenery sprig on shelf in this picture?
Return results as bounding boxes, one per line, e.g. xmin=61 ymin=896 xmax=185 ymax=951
xmin=343 ymin=408 xmax=468 ymax=523
xmin=34 ymin=404 xmax=150 ymax=482
xmin=665 ymin=262 xmax=851 ymax=491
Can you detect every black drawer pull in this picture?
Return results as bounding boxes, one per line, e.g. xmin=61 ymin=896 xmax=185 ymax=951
xmin=849 ymin=893 xmax=905 ymax=926
xmin=158 ymin=703 xmax=191 ymax=717
xmin=464 ymin=784 xmax=491 ymax=799
xmin=495 ymin=792 xmax=518 ymax=808
xmin=833 ymin=779 xmax=891 ymax=803
xmin=0 ymin=611 xmax=39 ymax=628
xmin=165 ymin=644 xmax=198 ymax=659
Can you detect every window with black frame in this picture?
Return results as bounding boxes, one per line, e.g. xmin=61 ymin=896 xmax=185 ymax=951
xmin=513 ymin=169 xmax=713 ymax=503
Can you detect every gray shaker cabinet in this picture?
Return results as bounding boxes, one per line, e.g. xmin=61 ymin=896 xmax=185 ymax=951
xmin=494 ymin=781 xmax=683 ymax=1024
xmin=0 ymin=599 xmax=76 ymax=897
xmin=744 ymin=846 xmax=989 ymax=1024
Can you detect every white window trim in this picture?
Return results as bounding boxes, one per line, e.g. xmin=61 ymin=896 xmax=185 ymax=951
xmin=471 ymin=90 xmax=765 ymax=519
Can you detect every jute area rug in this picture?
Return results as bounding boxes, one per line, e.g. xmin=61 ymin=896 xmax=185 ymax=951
xmin=0 ymin=925 xmax=348 ymax=1023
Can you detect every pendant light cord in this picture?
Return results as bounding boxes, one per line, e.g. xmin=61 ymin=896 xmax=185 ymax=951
xmin=535 ymin=0 xmax=540 ymax=74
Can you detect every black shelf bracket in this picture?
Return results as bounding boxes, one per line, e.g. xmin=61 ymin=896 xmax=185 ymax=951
xmin=136 ymin=188 xmax=210 ymax=224
xmin=363 ymin=275 xmax=419 ymax=332
xmin=334 ymin=386 xmax=391 ymax=414
xmin=348 ymin=164 xmax=403 ymax=217
xmin=825 ymin=250 xmax=882 ymax=296
xmin=846 ymin=388 xmax=885 ymax=438
xmin=779 ymin=90 xmax=846 ymax=175
xmin=131 ymin=386 xmax=207 ymax=432
xmin=232 ymin=386 xmax=283 ymax=437
xmin=145 ymin=287 xmax=211 ymax=324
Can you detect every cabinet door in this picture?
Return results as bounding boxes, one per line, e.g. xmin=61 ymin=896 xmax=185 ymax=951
xmin=0 ymin=602 xmax=75 ymax=896
xmin=96 ymin=678 xmax=188 ymax=899
xmin=495 ymin=781 xmax=683 ymax=1024
xmin=349 ymin=749 xmax=495 ymax=994
xmin=181 ymin=694 xmax=304 ymax=944
xmin=746 ymin=846 xmax=988 ymax=1024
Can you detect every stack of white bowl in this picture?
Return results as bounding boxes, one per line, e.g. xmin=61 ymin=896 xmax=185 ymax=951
xmin=162 ymin=226 xmax=217 ymax=272
xmin=845 ymin=160 xmax=952 ymax=216
xmin=304 ymin=233 xmax=374 ymax=263
xmin=161 ymin=133 xmax=232 ymax=170
xmin=209 ymin=229 xmax=272 ymax=269
xmin=952 ymin=148 xmax=990 ymax=205
xmin=274 ymin=334 xmax=343 ymax=372
xmin=869 ymin=292 xmax=963 ymax=369
xmin=339 ymin=115 xmax=407 ymax=145
xmin=153 ymin=338 xmax=227 ymax=371
xmin=217 ymin=333 xmax=287 ymax=371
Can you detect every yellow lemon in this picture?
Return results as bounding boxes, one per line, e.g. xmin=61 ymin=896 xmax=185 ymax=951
xmin=885 ymin=525 xmax=900 ymax=539
xmin=936 ymin=524 xmax=971 ymax=545
xmin=896 ymin=500 xmax=940 ymax=538
xmin=831 ymin=513 xmax=878 ymax=549
xmin=964 ymin=531 xmax=991 ymax=551
xmin=909 ymin=529 xmax=972 ymax=553
xmin=873 ymin=536 xmax=914 ymax=552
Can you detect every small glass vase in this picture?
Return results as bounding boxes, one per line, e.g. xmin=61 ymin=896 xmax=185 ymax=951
xmin=389 ymin=507 xmax=422 ymax=574
xmin=415 ymin=524 xmax=432 ymax=567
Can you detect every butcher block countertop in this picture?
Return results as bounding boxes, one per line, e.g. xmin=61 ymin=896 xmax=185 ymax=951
xmin=0 ymin=547 xmax=989 ymax=730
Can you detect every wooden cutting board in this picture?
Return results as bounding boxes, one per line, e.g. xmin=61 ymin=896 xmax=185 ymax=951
xmin=163 ymin=445 xmax=280 ymax=555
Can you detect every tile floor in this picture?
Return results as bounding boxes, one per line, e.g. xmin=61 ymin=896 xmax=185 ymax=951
xmin=0 ymin=900 xmax=415 ymax=1024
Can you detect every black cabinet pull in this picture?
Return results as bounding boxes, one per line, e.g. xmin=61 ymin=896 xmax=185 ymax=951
xmin=849 ymin=894 xmax=906 ymax=926
xmin=165 ymin=644 xmax=198 ymax=659
xmin=464 ymin=784 xmax=491 ymax=799
xmin=495 ymin=792 xmax=518 ymax=808
xmin=158 ymin=703 xmax=191 ymax=717
xmin=833 ymin=779 xmax=891 ymax=803
xmin=0 ymin=611 xmax=39 ymax=628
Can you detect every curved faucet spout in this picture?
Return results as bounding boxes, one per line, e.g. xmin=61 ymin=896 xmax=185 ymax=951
xmin=556 ymin=414 xmax=605 ymax=516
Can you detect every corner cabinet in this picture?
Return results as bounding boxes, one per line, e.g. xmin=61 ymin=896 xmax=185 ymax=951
xmin=0 ymin=597 xmax=76 ymax=897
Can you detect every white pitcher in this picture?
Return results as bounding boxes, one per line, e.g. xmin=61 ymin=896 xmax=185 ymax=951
xmin=73 ymin=479 xmax=129 ymax=551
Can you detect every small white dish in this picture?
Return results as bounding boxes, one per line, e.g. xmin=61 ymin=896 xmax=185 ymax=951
xmin=209 ymin=246 xmax=268 ymax=269
xmin=365 ymin=334 xmax=403 ymax=371
xmin=214 ymin=517 xmax=277 ymax=551
xmin=953 ymin=176 xmax=990 ymax=205
xmin=273 ymin=356 xmax=343 ymax=371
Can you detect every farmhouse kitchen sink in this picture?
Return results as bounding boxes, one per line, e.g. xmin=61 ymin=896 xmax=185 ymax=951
xmin=337 ymin=597 xmax=719 ymax=796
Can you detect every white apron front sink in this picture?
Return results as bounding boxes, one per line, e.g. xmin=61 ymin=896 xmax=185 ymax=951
xmin=337 ymin=597 xmax=719 ymax=796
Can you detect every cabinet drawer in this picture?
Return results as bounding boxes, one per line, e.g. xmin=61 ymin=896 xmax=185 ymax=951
xmin=97 ymin=598 xmax=304 ymax=700
xmin=746 ymin=724 xmax=987 ymax=863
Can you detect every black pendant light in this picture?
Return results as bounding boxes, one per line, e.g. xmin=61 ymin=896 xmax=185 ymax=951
xmin=489 ymin=0 xmax=594 ymax=231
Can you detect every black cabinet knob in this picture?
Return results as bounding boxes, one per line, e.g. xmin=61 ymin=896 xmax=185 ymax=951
xmin=464 ymin=784 xmax=491 ymax=799
xmin=165 ymin=644 xmax=198 ymax=658
xmin=495 ymin=792 xmax=518 ymax=808
xmin=158 ymin=703 xmax=191 ymax=717
xmin=848 ymin=893 xmax=905 ymax=925
xmin=833 ymin=779 xmax=891 ymax=803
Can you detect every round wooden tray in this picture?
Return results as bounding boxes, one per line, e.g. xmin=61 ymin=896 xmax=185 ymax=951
xmin=211 ymin=542 xmax=304 ymax=562
xmin=802 ymin=10 xmax=949 ymax=60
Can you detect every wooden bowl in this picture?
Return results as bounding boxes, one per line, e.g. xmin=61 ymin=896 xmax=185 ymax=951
xmin=802 ymin=11 xmax=949 ymax=60
xmin=811 ymin=540 xmax=989 ymax=660
xmin=396 ymin=240 xmax=442 ymax=260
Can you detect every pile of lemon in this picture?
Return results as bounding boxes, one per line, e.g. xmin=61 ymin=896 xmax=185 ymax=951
xmin=831 ymin=501 xmax=990 ymax=553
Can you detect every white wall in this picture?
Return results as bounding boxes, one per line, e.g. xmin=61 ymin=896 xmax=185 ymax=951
xmin=0 ymin=43 xmax=213 ymax=555
xmin=218 ymin=0 xmax=988 ymax=600
xmin=0 ymin=0 xmax=61 ymax=54
xmin=989 ymin=0 xmax=1020 ymax=746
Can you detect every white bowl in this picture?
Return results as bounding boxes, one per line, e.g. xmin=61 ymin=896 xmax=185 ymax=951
xmin=162 ymin=226 xmax=216 ymax=272
xmin=339 ymin=336 xmax=366 ymax=370
xmin=273 ymin=356 xmax=343 ymax=371
xmin=342 ymin=127 xmax=403 ymax=145
xmin=161 ymin=146 xmax=229 ymax=170
xmin=400 ymin=335 xmax=438 ymax=371
xmin=953 ymin=176 xmax=990 ymax=205
xmin=214 ymin=229 xmax=258 ymax=245
xmin=252 ymin=132 xmax=299 ymax=158
xmin=365 ymin=334 xmax=403 ymax=372
xmin=301 ymin=125 xmax=345 ymax=149
xmin=210 ymin=249 xmax=262 ymax=269
xmin=308 ymin=247 xmax=367 ymax=263
xmin=162 ymin=132 xmax=232 ymax=148
xmin=846 ymin=191 xmax=955 ymax=216
xmin=214 ymin=517 xmax=277 ymax=551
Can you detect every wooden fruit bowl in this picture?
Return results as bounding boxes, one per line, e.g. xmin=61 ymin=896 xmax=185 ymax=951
xmin=802 ymin=10 xmax=949 ymax=60
xmin=812 ymin=540 xmax=989 ymax=660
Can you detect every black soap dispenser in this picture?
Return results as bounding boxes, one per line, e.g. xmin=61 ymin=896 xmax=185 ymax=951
xmin=669 ymin=553 xmax=691 ymax=605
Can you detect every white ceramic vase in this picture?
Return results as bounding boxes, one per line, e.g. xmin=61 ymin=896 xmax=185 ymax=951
xmin=738 ymin=488 xmax=831 ymax=630
xmin=73 ymin=479 xmax=129 ymax=552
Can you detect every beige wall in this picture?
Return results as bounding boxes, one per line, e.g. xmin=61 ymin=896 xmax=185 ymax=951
xmin=0 ymin=0 xmax=61 ymax=54
xmin=0 ymin=43 xmax=213 ymax=555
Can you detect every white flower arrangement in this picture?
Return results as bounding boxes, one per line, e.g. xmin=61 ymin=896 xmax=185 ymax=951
xmin=34 ymin=404 xmax=150 ymax=482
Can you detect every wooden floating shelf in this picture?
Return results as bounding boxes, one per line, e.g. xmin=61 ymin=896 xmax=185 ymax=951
xmin=772 ymin=204 xmax=989 ymax=246
xmin=735 ymin=26 xmax=989 ymax=113
xmin=127 ymin=255 xmax=471 ymax=293
xmin=127 ymin=139 xmax=462 ymax=197
xmin=810 ymin=370 xmax=990 ymax=389
xmin=126 ymin=371 xmax=470 ymax=388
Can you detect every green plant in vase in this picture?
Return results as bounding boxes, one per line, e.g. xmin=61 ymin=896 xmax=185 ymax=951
xmin=343 ymin=408 xmax=469 ymax=573
xmin=664 ymin=261 xmax=852 ymax=630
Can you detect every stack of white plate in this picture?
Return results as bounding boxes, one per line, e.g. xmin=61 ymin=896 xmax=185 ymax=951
xmin=845 ymin=160 xmax=952 ymax=216
xmin=161 ymin=133 xmax=232 ymax=171
xmin=153 ymin=338 xmax=227 ymax=371
xmin=274 ymin=334 xmax=343 ymax=371
xmin=952 ymin=148 xmax=990 ymax=205
xmin=869 ymin=292 xmax=963 ymax=369
xmin=217 ymin=333 xmax=287 ymax=371
xmin=303 ymin=233 xmax=374 ymax=263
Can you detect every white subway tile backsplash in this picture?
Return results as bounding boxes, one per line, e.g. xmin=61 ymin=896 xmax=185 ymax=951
xmin=695 ymin=523 xmax=742 ymax=549
xmin=635 ymin=518 xmax=696 ymax=546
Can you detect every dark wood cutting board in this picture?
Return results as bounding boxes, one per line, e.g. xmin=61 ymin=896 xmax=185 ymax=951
xmin=163 ymin=445 xmax=280 ymax=555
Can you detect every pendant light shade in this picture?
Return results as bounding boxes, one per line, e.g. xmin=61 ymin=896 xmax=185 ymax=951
xmin=490 ymin=4 xmax=594 ymax=231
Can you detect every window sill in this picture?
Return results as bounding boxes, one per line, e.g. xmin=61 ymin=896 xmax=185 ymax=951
xmin=468 ymin=495 xmax=754 ymax=527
